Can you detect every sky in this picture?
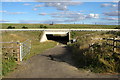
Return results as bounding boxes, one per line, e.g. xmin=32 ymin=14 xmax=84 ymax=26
xmin=0 ymin=1 xmax=119 ymax=25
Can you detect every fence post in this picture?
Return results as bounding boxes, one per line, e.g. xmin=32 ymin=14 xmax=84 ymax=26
xmin=17 ymin=41 xmax=20 ymax=63
xmin=19 ymin=43 xmax=23 ymax=61
xmin=29 ymin=40 xmax=31 ymax=54
xmin=113 ymin=38 xmax=117 ymax=53
xmin=11 ymin=40 xmax=14 ymax=55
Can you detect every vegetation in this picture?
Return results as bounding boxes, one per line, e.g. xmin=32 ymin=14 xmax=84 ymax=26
xmin=106 ymin=31 xmax=120 ymax=36
xmin=22 ymin=26 xmax=28 ymax=29
xmin=68 ymin=31 xmax=120 ymax=73
xmin=40 ymin=25 xmax=47 ymax=28
xmin=2 ymin=56 xmax=17 ymax=75
xmin=24 ymin=41 xmax=57 ymax=60
xmin=1 ymin=23 xmax=118 ymax=29
xmin=2 ymin=29 xmax=120 ymax=75
xmin=7 ymin=26 xmax=15 ymax=29
xmin=115 ymin=26 xmax=120 ymax=29
xmin=2 ymin=31 xmax=57 ymax=76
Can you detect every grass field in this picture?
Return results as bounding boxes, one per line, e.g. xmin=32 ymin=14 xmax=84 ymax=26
xmin=1 ymin=23 xmax=119 ymax=29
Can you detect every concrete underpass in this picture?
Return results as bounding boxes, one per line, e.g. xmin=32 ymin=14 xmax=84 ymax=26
xmin=46 ymin=34 xmax=69 ymax=44
xmin=40 ymin=31 xmax=70 ymax=44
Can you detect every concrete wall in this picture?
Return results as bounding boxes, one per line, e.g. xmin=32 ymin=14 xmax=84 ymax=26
xmin=40 ymin=31 xmax=70 ymax=42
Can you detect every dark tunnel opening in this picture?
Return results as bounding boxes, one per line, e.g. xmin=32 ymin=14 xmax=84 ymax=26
xmin=46 ymin=34 xmax=69 ymax=44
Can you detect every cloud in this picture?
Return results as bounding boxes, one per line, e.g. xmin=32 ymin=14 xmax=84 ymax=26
xmin=33 ymin=8 xmax=38 ymax=11
xmin=35 ymin=0 xmax=71 ymax=2
xmin=39 ymin=11 xmax=85 ymax=19
xmin=19 ymin=19 xmax=65 ymax=24
xmin=0 ymin=10 xmax=27 ymax=15
xmin=0 ymin=20 xmax=10 ymax=23
xmin=53 ymin=12 xmax=85 ymax=19
xmin=35 ymin=2 xmax=83 ymax=11
xmin=101 ymin=3 xmax=118 ymax=7
xmin=101 ymin=3 xmax=111 ymax=7
xmin=112 ymin=0 xmax=119 ymax=3
xmin=2 ymin=0 xmax=23 ymax=2
xmin=23 ymin=3 xmax=31 ymax=5
xmin=39 ymin=13 xmax=47 ymax=15
xmin=2 ymin=0 xmax=119 ymax=2
xmin=103 ymin=17 xmax=118 ymax=20
xmin=45 ymin=2 xmax=82 ymax=10
xmin=111 ymin=4 xmax=118 ymax=7
xmin=95 ymin=22 xmax=118 ymax=25
xmin=19 ymin=19 xmax=69 ymax=24
xmin=103 ymin=11 xmax=119 ymax=16
xmin=0 ymin=10 xmax=7 ymax=13
xmin=38 ymin=11 xmax=100 ymax=24
xmin=86 ymin=13 xmax=99 ymax=18
xmin=35 ymin=4 xmax=44 ymax=7
xmin=8 ymin=12 xmax=27 ymax=14
xmin=39 ymin=11 xmax=99 ymax=19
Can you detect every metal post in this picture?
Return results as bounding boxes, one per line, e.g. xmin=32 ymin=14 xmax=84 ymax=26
xmin=19 ymin=43 xmax=23 ymax=61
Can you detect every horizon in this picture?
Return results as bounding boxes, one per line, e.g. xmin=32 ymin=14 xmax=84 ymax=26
xmin=1 ymin=23 xmax=119 ymax=25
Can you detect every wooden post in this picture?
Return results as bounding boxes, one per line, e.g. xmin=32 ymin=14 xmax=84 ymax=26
xmin=17 ymin=41 xmax=20 ymax=63
xmin=11 ymin=40 xmax=14 ymax=56
xmin=113 ymin=38 xmax=117 ymax=53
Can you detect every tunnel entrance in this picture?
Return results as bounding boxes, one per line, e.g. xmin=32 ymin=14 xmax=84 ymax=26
xmin=46 ymin=34 xmax=69 ymax=44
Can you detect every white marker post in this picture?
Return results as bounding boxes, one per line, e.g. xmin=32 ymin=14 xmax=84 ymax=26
xmin=19 ymin=43 xmax=23 ymax=61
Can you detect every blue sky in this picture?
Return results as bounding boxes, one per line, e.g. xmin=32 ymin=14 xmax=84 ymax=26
xmin=0 ymin=1 xmax=119 ymax=25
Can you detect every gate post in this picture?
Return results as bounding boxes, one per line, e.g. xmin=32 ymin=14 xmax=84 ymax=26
xmin=19 ymin=43 xmax=23 ymax=61
xmin=17 ymin=41 xmax=20 ymax=63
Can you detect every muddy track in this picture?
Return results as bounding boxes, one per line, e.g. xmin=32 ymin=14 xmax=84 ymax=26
xmin=5 ymin=45 xmax=119 ymax=78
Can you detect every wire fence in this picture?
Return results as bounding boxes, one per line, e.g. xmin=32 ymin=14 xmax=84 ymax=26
xmin=1 ymin=39 xmax=31 ymax=62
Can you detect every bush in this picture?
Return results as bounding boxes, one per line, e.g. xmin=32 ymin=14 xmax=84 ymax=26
xmin=22 ymin=26 xmax=28 ymax=29
xmin=44 ymin=26 xmax=47 ymax=28
xmin=40 ymin=25 xmax=44 ymax=28
xmin=115 ymin=27 xmax=120 ymax=29
xmin=40 ymin=25 xmax=47 ymax=28
xmin=7 ymin=26 xmax=15 ymax=29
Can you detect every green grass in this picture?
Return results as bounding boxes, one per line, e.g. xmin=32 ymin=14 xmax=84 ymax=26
xmin=2 ymin=31 xmax=57 ymax=76
xmin=71 ymin=31 xmax=97 ymax=38
xmin=1 ymin=23 xmax=118 ymax=29
xmin=2 ymin=56 xmax=17 ymax=76
xmin=24 ymin=41 xmax=57 ymax=60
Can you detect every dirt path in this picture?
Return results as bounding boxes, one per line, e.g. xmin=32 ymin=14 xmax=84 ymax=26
xmin=5 ymin=45 xmax=119 ymax=78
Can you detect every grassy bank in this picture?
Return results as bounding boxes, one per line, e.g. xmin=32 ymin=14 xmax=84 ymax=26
xmin=68 ymin=31 xmax=120 ymax=73
xmin=2 ymin=31 xmax=57 ymax=76
xmin=1 ymin=23 xmax=118 ymax=29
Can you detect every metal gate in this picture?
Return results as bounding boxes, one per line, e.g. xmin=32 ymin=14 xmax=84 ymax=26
xmin=1 ymin=39 xmax=31 ymax=62
xmin=19 ymin=39 xmax=31 ymax=61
